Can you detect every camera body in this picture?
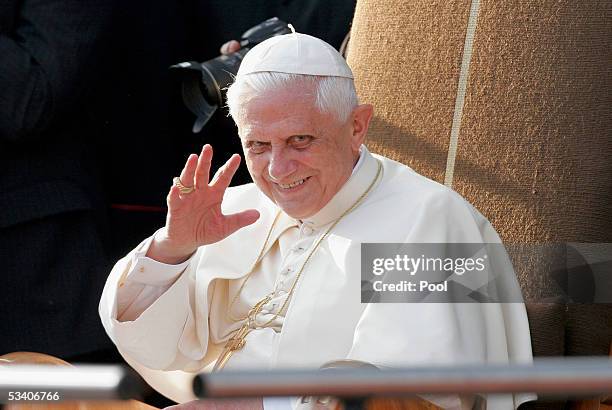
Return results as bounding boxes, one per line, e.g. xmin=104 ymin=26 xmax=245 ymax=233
xmin=172 ymin=17 xmax=292 ymax=133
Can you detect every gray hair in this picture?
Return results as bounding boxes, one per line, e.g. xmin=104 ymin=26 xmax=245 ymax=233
xmin=226 ymin=72 xmax=358 ymax=124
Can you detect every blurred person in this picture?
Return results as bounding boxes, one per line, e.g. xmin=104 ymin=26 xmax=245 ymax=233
xmin=100 ymin=33 xmax=534 ymax=410
xmin=0 ymin=0 xmax=116 ymax=361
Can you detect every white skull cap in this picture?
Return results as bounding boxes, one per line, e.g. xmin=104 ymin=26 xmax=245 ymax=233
xmin=237 ymin=32 xmax=354 ymax=79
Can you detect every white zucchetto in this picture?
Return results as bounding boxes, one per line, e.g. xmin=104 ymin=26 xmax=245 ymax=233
xmin=237 ymin=32 xmax=354 ymax=79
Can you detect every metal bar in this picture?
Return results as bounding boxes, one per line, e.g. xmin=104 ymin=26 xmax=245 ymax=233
xmin=194 ymin=357 xmax=612 ymax=398
xmin=0 ymin=365 xmax=144 ymax=403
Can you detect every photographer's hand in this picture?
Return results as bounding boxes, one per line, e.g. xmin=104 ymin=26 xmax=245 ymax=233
xmin=220 ymin=40 xmax=241 ymax=55
xmin=146 ymin=144 xmax=260 ymax=264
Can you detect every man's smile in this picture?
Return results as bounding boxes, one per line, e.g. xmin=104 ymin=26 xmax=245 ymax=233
xmin=274 ymin=176 xmax=311 ymax=191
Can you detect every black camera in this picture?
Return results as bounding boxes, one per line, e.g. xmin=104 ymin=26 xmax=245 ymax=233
xmin=171 ymin=17 xmax=292 ymax=133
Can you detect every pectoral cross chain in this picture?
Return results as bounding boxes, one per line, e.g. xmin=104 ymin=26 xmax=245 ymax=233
xmin=213 ymin=295 xmax=272 ymax=371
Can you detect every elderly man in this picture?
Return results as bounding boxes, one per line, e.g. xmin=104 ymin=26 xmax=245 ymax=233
xmin=100 ymin=33 xmax=533 ymax=410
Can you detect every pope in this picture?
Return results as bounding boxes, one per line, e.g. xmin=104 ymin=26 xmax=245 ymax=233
xmin=99 ymin=32 xmax=534 ymax=410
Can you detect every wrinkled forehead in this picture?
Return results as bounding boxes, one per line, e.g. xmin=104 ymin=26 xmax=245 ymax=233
xmin=238 ymin=101 xmax=324 ymax=141
xmin=235 ymin=84 xmax=321 ymax=130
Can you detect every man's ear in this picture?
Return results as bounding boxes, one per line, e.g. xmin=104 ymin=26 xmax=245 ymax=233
xmin=350 ymin=104 xmax=374 ymax=150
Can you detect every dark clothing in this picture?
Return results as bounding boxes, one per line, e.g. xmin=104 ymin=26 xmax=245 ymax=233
xmin=0 ymin=211 xmax=110 ymax=356
xmin=0 ymin=0 xmax=114 ymax=358
xmin=95 ymin=0 xmax=356 ymax=258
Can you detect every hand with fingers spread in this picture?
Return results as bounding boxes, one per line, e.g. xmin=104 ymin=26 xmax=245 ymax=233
xmin=146 ymin=144 xmax=260 ymax=264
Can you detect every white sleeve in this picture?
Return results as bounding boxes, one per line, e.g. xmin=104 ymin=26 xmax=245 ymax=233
xmin=115 ymin=235 xmax=190 ymax=321
xmin=99 ymin=235 xmax=208 ymax=371
xmin=263 ymin=397 xmax=295 ymax=410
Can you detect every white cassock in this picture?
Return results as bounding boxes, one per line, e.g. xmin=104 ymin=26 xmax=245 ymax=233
xmin=99 ymin=146 xmax=535 ymax=410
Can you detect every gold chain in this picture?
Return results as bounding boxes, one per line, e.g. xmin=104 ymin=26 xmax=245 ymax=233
xmin=214 ymin=159 xmax=383 ymax=371
xmin=226 ymin=211 xmax=282 ymax=322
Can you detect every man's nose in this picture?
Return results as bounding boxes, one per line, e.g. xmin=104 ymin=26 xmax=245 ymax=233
xmin=268 ymin=148 xmax=297 ymax=181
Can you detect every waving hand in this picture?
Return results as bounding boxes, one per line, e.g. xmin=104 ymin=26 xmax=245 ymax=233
xmin=147 ymin=145 xmax=260 ymax=264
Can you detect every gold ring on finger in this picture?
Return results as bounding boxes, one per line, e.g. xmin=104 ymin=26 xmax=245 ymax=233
xmin=173 ymin=177 xmax=195 ymax=194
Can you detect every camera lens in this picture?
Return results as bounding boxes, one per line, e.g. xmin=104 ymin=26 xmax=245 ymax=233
xmin=199 ymin=48 xmax=249 ymax=107
xmin=171 ymin=17 xmax=291 ymax=133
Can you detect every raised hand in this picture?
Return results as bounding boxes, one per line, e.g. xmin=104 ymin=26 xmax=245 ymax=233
xmin=146 ymin=144 xmax=260 ymax=264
